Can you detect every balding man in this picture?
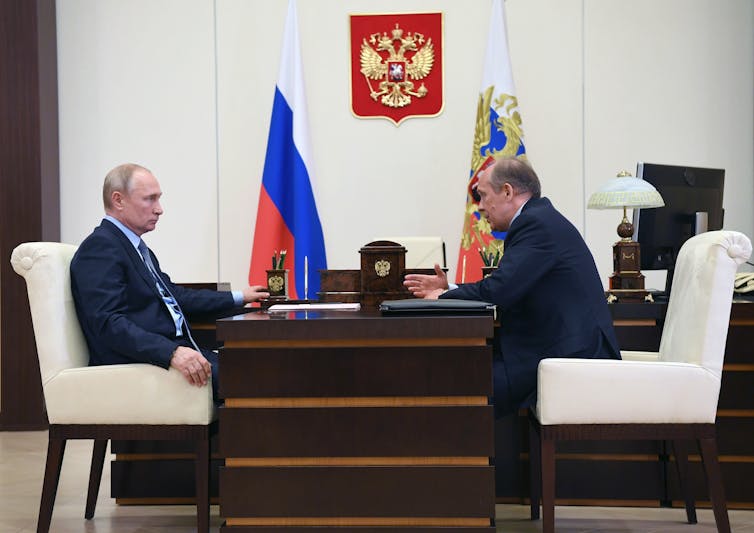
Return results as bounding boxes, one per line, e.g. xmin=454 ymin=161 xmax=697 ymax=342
xmin=404 ymin=157 xmax=620 ymax=416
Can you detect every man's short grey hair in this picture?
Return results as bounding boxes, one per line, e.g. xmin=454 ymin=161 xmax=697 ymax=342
xmin=488 ymin=157 xmax=542 ymax=199
xmin=103 ymin=163 xmax=151 ymax=209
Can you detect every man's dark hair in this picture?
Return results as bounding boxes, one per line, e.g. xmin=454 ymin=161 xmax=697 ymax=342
xmin=489 ymin=157 xmax=541 ymax=199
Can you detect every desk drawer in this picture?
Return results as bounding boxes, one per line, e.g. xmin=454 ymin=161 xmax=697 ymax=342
xmin=219 ymin=346 xmax=492 ymax=398
xmin=220 ymin=406 xmax=493 ymax=457
xmin=219 ymin=465 xmax=494 ymax=518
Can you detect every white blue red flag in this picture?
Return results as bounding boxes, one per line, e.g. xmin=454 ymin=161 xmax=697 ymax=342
xmin=249 ymin=0 xmax=327 ymax=299
xmin=456 ymin=0 xmax=526 ymax=283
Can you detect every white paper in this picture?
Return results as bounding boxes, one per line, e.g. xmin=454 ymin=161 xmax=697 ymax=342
xmin=267 ymin=302 xmax=361 ymax=312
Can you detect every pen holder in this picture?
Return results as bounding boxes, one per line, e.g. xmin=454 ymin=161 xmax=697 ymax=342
xmin=266 ymin=269 xmax=289 ymax=300
xmin=482 ymin=266 xmax=497 ymax=278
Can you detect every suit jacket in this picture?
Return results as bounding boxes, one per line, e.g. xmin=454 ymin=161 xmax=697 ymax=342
xmin=70 ymin=219 xmax=237 ymax=368
xmin=442 ymin=197 xmax=620 ymax=407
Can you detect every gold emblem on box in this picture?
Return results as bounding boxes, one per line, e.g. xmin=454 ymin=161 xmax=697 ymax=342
xmin=268 ymin=275 xmax=285 ymax=293
xmin=374 ymin=259 xmax=391 ymax=277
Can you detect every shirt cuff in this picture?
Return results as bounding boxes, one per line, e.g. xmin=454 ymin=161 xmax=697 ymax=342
xmin=232 ymin=290 xmax=244 ymax=306
xmin=448 ymin=283 xmax=459 ymax=290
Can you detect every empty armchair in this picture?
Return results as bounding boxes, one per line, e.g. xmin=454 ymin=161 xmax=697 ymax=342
xmin=528 ymin=230 xmax=752 ymax=533
xmin=374 ymin=236 xmax=446 ymax=268
xmin=11 ymin=242 xmax=215 ymax=533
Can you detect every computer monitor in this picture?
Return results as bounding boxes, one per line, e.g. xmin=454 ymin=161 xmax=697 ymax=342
xmin=632 ymin=162 xmax=725 ymax=296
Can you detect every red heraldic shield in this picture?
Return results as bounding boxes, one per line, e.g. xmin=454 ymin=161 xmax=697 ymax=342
xmin=350 ymin=12 xmax=443 ymax=125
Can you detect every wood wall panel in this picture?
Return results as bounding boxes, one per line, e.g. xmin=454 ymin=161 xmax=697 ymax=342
xmin=0 ymin=0 xmax=60 ymax=430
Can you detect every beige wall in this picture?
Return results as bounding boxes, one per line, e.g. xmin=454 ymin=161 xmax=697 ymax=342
xmin=57 ymin=0 xmax=754 ymax=290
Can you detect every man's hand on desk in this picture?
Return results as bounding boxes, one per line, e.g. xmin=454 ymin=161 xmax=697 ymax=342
xmin=403 ymin=263 xmax=448 ymax=299
xmin=170 ymin=346 xmax=212 ymax=387
xmin=242 ymin=285 xmax=270 ymax=303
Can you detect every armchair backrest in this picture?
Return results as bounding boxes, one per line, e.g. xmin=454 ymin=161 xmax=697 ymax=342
xmin=659 ymin=231 xmax=751 ymax=378
xmin=11 ymin=242 xmax=90 ymax=385
xmin=374 ymin=236 xmax=446 ymax=268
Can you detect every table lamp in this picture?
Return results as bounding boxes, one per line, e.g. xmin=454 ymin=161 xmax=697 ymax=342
xmin=588 ymin=170 xmax=664 ymax=302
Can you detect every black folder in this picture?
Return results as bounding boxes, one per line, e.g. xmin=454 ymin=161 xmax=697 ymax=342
xmin=379 ymin=298 xmax=495 ymax=317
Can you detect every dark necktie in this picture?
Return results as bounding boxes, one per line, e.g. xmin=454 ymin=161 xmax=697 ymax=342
xmin=137 ymin=240 xmax=200 ymax=352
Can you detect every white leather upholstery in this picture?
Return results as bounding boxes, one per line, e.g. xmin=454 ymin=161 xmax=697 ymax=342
xmin=375 ymin=236 xmax=445 ymax=268
xmin=11 ymin=242 xmax=214 ymax=425
xmin=620 ymin=350 xmax=660 ymax=362
xmin=535 ymin=230 xmax=752 ymax=426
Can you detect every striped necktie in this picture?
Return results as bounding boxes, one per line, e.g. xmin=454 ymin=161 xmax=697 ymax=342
xmin=137 ymin=240 xmax=200 ymax=352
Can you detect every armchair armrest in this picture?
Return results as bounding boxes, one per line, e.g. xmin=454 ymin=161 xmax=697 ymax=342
xmin=44 ymin=363 xmax=215 ymax=425
xmin=620 ymin=350 xmax=660 ymax=362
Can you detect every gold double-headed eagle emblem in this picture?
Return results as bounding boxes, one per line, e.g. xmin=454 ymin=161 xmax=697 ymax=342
xmin=374 ymin=259 xmax=391 ymax=278
xmin=359 ymin=23 xmax=435 ymax=108
xmin=267 ymin=275 xmax=285 ymax=293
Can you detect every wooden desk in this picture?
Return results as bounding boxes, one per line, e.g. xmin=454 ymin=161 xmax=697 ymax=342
xmin=216 ymin=308 xmax=495 ymax=532
xmin=110 ymin=301 xmax=754 ymax=510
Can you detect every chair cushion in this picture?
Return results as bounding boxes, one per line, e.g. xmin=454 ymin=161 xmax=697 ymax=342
xmin=44 ymin=363 xmax=215 ymax=425
xmin=535 ymin=358 xmax=720 ymax=425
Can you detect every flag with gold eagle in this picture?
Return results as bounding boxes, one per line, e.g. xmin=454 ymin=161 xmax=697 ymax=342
xmin=456 ymin=0 xmax=526 ymax=283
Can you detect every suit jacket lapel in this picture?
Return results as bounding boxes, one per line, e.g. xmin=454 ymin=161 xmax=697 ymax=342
xmin=100 ymin=219 xmax=162 ymax=297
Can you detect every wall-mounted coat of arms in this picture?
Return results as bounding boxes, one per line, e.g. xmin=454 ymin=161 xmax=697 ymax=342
xmin=350 ymin=12 xmax=443 ymax=125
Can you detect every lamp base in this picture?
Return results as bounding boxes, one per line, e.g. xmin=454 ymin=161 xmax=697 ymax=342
xmin=606 ymin=288 xmax=651 ymax=303
xmin=606 ymin=240 xmax=650 ymax=303
xmin=609 ymin=271 xmax=645 ymax=290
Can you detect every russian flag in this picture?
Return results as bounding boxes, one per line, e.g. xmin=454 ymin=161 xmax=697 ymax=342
xmin=249 ymin=0 xmax=327 ymax=300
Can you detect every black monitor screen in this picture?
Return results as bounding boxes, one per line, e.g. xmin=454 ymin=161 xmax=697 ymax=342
xmin=633 ymin=162 xmax=725 ymax=277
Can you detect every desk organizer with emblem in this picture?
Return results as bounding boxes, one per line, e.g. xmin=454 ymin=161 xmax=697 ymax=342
xmin=318 ymin=240 xmax=438 ymax=308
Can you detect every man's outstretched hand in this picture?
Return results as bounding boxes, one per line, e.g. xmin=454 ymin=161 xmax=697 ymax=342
xmin=403 ymin=263 xmax=448 ymax=299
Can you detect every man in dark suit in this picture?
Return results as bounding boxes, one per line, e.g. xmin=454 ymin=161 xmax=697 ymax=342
xmin=70 ymin=163 xmax=269 ymax=400
xmin=404 ymin=157 xmax=620 ymax=416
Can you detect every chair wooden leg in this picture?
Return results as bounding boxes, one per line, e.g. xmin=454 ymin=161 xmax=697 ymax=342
xmin=37 ymin=436 xmax=66 ymax=533
xmin=528 ymin=416 xmax=541 ymax=520
xmin=541 ymin=437 xmax=556 ymax=533
xmin=195 ymin=434 xmax=210 ymax=533
xmin=670 ymin=439 xmax=697 ymax=524
xmin=85 ymin=439 xmax=108 ymax=519
xmin=698 ymin=437 xmax=731 ymax=533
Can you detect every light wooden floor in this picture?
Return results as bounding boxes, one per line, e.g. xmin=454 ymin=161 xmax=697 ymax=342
xmin=1 ymin=430 xmax=753 ymax=532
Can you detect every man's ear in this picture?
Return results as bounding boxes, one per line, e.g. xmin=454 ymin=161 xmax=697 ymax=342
xmin=502 ymin=182 xmax=515 ymax=198
xmin=111 ymin=191 xmax=124 ymax=210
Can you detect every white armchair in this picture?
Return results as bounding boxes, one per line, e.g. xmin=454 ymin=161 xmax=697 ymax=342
xmin=11 ymin=242 xmax=215 ymax=532
xmin=528 ymin=230 xmax=752 ymax=533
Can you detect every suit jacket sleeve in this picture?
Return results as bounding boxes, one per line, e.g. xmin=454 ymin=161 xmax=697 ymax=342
xmin=443 ymin=211 xmax=557 ymax=309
